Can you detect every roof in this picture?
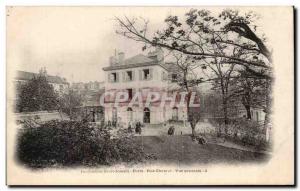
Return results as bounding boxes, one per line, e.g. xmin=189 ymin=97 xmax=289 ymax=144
xmin=16 ymin=71 xmax=68 ymax=84
xmin=82 ymin=88 xmax=105 ymax=107
xmin=163 ymin=62 xmax=180 ymax=73
xmin=103 ymin=54 xmax=169 ymax=71
xmin=124 ymin=54 xmax=154 ymax=65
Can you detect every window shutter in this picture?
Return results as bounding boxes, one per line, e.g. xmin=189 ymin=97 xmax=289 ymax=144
xmin=168 ymin=73 xmax=172 ymax=81
xmin=116 ymin=72 xmax=119 ymax=82
xmin=149 ymin=68 xmax=153 ymax=80
xmin=122 ymin=72 xmax=126 ymax=82
xmin=139 ymin=70 xmax=142 ymax=80
xmin=132 ymin=71 xmax=135 ymax=81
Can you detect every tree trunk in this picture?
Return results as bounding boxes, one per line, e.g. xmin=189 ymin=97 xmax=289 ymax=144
xmin=58 ymin=109 xmax=63 ymax=120
xmin=222 ymin=99 xmax=229 ymax=124
xmin=245 ymin=105 xmax=251 ymax=119
xmin=222 ymin=97 xmax=229 ymax=135
xmin=241 ymin=93 xmax=252 ymax=119
xmin=191 ymin=122 xmax=196 ymax=137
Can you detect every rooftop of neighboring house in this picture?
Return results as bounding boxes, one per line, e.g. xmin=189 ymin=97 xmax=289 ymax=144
xmin=72 ymin=81 xmax=104 ymax=90
xmin=102 ymin=48 xmax=172 ymax=71
xmin=16 ymin=71 xmax=69 ymax=84
xmin=82 ymin=88 xmax=105 ymax=107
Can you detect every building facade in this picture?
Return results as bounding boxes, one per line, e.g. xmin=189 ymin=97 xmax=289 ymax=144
xmin=15 ymin=70 xmax=69 ymax=94
xmin=72 ymin=81 xmax=104 ymax=93
xmin=102 ymin=48 xmax=188 ymax=125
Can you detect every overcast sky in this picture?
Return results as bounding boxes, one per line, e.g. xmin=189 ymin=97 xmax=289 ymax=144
xmin=7 ymin=7 xmax=189 ymax=83
xmin=7 ymin=7 xmax=279 ymax=83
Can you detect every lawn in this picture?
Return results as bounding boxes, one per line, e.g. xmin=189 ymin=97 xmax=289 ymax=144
xmin=134 ymin=135 xmax=270 ymax=165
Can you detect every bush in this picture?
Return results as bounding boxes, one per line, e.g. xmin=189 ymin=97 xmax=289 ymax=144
xmin=16 ymin=120 xmax=146 ymax=168
xmin=209 ymin=118 xmax=268 ymax=148
xmin=227 ymin=119 xmax=267 ymax=147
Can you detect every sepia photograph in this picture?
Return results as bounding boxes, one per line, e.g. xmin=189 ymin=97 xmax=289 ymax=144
xmin=6 ymin=6 xmax=294 ymax=185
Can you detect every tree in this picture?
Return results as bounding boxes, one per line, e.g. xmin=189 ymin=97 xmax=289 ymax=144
xmin=16 ymin=69 xmax=59 ymax=112
xmin=169 ymin=52 xmax=203 ymax=137
xmin=115 ymin=8 xmax=273 ymax=128
xmin=220 ymin=9 xmax=273 ymax=128
xmin=229 ymin=71 xmax=268 ymax=120
xmin=115 ymin=9 xmax=271 ymax=76
xmin=58 ymin=89 xmax=83 ymax=120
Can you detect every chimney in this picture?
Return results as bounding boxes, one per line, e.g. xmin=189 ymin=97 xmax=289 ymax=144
xmin=118 ymin=52 xmax=125 ymax=65
xmin=147 ymin=47 xmax=164 ymax=63
xmin=109 ymin=56 xmax=117 ymax=65
xmin=155 ymin=47 xmax=164 ymax=63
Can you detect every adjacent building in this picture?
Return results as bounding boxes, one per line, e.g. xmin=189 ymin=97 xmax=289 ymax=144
xmin=72 ymin=81 xmax=104 ymax=93
xmin=73 ymin=89 xmax=105 ymax=123
xmin=14 ymin=70 xmax=69 ymax=94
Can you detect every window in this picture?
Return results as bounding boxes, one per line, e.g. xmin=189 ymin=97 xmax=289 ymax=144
xmin=59 ymin=84 xmax=63 ymax=91
xmin=127 ymin=71 xmax=133 ymax=81
xmin=127 ymin=88 xmax=133 ymax=100
xmin=172 ymin=107 xmax=178 ymax=120
xmin=143 ymin=69 xmax=150 ymax=80
xmin=110 ymin=72 xmax=117 ymax=83
xmin=140 ymin=69 xmax=152 ymax=81
xmin=171 ymin=73 xmax=177 ymax=82
xmin=127 ymin=107 xmax=133 ymax=122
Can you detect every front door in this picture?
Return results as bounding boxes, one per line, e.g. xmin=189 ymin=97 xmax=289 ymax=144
xmin=143 ymin=108 xmax=150 ymax=123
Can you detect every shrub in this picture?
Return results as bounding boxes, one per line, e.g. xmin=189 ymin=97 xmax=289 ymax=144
xmin=16 ymin=120 xmax=146 ymax=168
xmin=227 ymin=119 xmax=267 ymax=147
xmin=209 ymin=118 xmax=268 ymax=148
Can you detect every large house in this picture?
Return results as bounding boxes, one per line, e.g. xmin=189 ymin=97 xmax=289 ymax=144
xmin=15 ymin=70 xmax=69 ymax=94
xmin=102 ymin=48 xmax=188 ymax=125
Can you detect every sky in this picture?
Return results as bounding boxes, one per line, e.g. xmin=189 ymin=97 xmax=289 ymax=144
xmin=7 ymin=6 xmax=280 ymax=83
xmin=7 ymin=7 xmax=189 ymax=83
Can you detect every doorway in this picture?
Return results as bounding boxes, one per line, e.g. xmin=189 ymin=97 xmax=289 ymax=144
xmin=143 ymin=107 xmax=150 ymax=123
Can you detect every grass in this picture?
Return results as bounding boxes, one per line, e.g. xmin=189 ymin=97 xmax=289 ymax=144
xmin=134 ymin=135 xmax=270 ymax=165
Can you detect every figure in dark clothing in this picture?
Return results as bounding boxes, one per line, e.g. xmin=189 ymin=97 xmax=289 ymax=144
xmin=112 ymin=120 xmax=117 ymax=128
xmin=107 ymin=120 xmax=111 ymax=127
xmin=168 ymin=126 xmax=175 ymax=135
xmin=135 ymin=121 xmax=142 ymax=134
xmin=128 ymin=123 xmax=133 ymax=133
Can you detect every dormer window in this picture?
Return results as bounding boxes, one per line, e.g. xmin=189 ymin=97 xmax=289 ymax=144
xmin=171 ymin=73 xmax=177 ymax=82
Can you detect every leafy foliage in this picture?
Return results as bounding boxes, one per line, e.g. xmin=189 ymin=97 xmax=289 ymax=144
xmin=16 ymin=120 xmax=146 ymax=168
xmin=16 ymin=72 xmax=59 ymax=112
xmin=58 ymin=89 xmax=83 ymax=119
xmin=115 ymin=8 xmax=272 ymax=131
xmin=215 ymin=118 xmax=267 ymax=147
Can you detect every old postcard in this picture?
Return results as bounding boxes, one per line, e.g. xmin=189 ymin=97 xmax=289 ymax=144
xmin=6 ymin=6 xmax=294 ymax=185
